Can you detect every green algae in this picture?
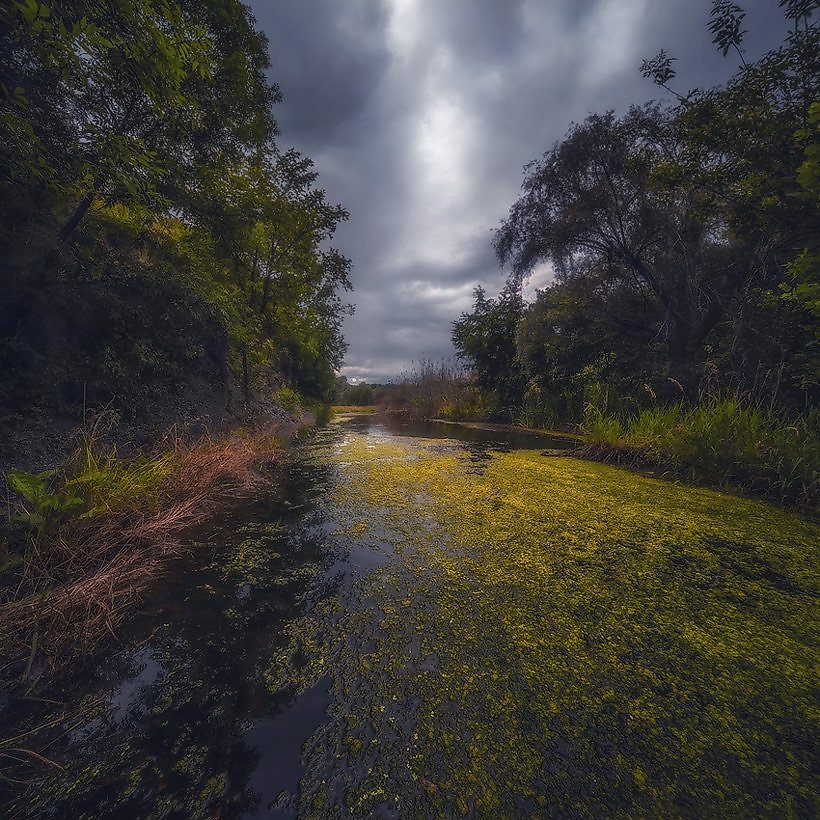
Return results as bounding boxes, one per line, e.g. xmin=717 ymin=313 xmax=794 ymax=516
xmin=290 ymin=435 xmax=819 ymax=816
xmin=3 ymin=426 xmax=816 ymax=818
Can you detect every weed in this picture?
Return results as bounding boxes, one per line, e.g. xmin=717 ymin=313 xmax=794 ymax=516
xmin=275 ymin=385 xmax=302 ymax=413
xmin=579 ymin=398 xmax=819 ymax=507
xmin=0 ymin=422 xmax=290 ymax=672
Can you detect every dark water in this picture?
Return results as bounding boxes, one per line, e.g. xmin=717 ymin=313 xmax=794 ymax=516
xmin=344 ymin=412 xmax=576 ymax=452
xmin=0 ymin=415 xmax=566 ymax=819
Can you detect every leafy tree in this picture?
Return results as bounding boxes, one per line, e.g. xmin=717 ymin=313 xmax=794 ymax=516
xmin=0 ymin=0 xmax=353 ymax=426
xmin=495 ymin=104 xmax=744 ymax=392
xmin=516 ymin=272 xmax=664 ymax=422
xmin=497 ymin=1 xmax=818 ymax=410
xmin=451 ymin=283 xmax=525 ymax=417
xmin=642 ymin=0 xmax=819 ymax=404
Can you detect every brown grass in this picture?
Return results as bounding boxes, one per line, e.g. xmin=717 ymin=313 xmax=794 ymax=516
xmin=0 ymin=423 xmax=291 ymax=673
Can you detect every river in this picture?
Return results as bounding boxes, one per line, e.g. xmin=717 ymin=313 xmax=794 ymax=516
xmin=1 ymin=413 xmax=817 ymax=818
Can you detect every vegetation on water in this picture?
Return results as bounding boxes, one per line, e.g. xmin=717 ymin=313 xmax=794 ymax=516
xmin=4 ymin=421 xmax=816 ymax=816
xmin=270 ymin=432 xmax=818 ymax=816
xmin=331 ymin=405 xmax=378 ymax=414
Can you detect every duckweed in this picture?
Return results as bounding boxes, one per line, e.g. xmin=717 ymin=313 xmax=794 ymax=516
xmin=291 ymin=434 xmax=818 ymax=816
xmin=2 ymin=425 xmax=816 ymax=818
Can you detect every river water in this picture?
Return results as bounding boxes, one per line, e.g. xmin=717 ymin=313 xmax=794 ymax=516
xmin=1 ymin=413 xmax=816 ymax=818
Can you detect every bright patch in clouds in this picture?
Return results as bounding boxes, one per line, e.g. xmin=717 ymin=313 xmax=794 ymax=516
xmin=250 ymin=0 xmax=790 ymax=384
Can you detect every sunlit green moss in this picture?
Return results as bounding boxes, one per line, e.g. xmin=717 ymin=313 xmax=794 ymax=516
xmin=291 ymin=435 xmax=818 ymax=816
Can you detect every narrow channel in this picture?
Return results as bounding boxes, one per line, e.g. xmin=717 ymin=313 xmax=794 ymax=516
xmin=2 ymin=413 xmax=816 ymax=818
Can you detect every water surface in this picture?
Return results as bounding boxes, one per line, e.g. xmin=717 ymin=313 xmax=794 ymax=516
xmin=1 ymin=414 xmax=816 ymax=817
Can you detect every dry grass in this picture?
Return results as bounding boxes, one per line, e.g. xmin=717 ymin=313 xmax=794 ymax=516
xmin=0 ymin=424 xmax=290 ymax=672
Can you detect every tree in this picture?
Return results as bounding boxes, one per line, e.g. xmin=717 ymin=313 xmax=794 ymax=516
xmin=640 ymin=0 xmax=819 ymax=403
xmin=495 ymin=104 xmax=744 ymax=391
xmin=1 ymin=0 xmax=279 ymax=252
xmin=0 ymin=0 xmax=354 ymax=420
xmin=451 ymin=283 xmax=525 ymax=417
xmin=516 ymin=271 xmax=664 ymax=422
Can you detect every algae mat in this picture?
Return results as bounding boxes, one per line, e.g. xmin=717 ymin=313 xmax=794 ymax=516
xmin=281 ymin=433 xmax=818 ymax=817
xmin=2 ymin=427 xmax=817 ymax=818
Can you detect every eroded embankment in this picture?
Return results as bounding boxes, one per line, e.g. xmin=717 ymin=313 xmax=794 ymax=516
xmin=275 ymin=434 xmax=818 ymax=816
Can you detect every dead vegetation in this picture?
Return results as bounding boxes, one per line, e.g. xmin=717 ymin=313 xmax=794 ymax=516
xmin=0 ymin=422 xmax=294 ymax=678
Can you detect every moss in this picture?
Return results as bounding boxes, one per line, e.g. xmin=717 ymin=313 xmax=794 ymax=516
xmin=292 ymin=435 xmax=818 ymax=816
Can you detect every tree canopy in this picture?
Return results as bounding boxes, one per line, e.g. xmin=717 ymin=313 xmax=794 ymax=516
xmin=454 ymin=1 xmax=818 ymax=423
xmin=0 ymin=0 xmax=352 ymax=424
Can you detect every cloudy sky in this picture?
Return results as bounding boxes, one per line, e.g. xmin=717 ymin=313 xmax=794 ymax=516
xmin=247 ymin=0 xmax=787 ymax=384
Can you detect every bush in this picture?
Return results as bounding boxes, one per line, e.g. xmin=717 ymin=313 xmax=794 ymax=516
xmin=275 ymin=385 xmax=302 ymax=413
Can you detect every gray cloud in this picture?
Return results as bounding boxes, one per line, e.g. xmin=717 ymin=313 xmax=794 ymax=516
xmin=247 ymin=0 xmax=789 ymax=384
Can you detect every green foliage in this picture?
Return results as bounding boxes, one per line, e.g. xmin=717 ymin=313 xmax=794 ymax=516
xmin=581 ymin=399 xmax=819 ymax=507
xmin=274 ymin=385 xmax=302 ymax=414
xmin=7 ymin=468 xmax=83 ymax=538
xmin=451 ymin=284 xmax=526 ymax=418
xmin=0 ymin=0 xmax=352 ymax=428
xmin=579 ymin=406 xmax=623 ymax=446
xmin=491 ymin=2 xmax=818 ymax=425
xmin=3 ymin=433 xmax=176 ymax=567
xmin=64 ymin=434 xmax=175 ymax=516
xmin=785 ymin=100 xmax=820 ymax=319
xmin=312 ymin=402 xmax=333 ymax=427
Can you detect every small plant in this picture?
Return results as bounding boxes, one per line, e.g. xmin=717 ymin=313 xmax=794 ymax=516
xmin=7 ymin=470 xmax=85 ymax=538
xmin=275 ymin=385 xmax=302 ymax=413
xmin=580 ymin=405 xmax=623 ymax=446
xmin=313 ymin=403 xmax=333 ymax=426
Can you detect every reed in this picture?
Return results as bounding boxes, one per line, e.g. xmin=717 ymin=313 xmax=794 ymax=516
xmin=578 ymin=398 xmax=819 ymax=508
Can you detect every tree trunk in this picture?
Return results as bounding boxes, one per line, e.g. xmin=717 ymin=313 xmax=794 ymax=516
xmin=241 ymin=343 xmax=250 ymax=402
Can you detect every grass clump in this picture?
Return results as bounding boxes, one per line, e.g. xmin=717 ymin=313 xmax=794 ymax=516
xmin=0 ymin=424 xmax=289 ymax=673
xmin=579 ymin=398 xmax=819 ymax=508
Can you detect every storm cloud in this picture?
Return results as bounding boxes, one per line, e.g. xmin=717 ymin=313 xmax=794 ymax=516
xmin=247 ymin=0 xmax=788 ymax=383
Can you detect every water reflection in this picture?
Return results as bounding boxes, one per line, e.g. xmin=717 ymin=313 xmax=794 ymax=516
xmin=0 ymin=418 xmax=572 ymax=819
xmin=0 ymin=434 xmax=346 ymax=819
xmin=337 ymin=411 xmax=576 ymax=452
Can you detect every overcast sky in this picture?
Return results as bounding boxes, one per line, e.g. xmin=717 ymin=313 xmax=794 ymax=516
xmin=246 ymin=0 xmax=787 ymax=384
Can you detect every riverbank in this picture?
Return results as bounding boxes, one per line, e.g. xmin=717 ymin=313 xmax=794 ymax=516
xmin=1 ymin=414 xmax=817 ymax=816
xmin=575 ymin=401 xmax=819 ymax=511
xmin=378 ymin=401 xmax=818 ymax=512
xmin=0 ymin=410 xmax=308 ymax=686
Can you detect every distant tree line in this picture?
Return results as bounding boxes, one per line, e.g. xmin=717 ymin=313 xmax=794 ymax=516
xmin=333 ymin=377 xmax=384 ymax=406
xmin=453 ymin=0 xmax=818 ymax=427
xmin=0 ymin=0 xmax=352 ymax=428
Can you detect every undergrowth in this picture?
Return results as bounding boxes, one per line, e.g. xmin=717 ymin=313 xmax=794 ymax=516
xmin=580 ymin=398 xmax=819 ymax=508
xmin=0 ymin=423 xmax=289 ymax=678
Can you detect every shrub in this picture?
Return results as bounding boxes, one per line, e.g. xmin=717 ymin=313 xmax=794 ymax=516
xmin=275 ymin=385 xmax=302 ymax=413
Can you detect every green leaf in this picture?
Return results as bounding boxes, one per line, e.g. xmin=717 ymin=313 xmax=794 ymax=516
xmin=7 ymin=469 xmax=54 ymax=504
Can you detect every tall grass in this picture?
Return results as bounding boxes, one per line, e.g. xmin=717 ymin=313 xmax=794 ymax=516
xmin=379 ymin=358 xmax=490 ymax=420
xmin=0 ymin=423 xmax=289 ymax=672
xmin=580 ymin=398 xmax=819 ymax=508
